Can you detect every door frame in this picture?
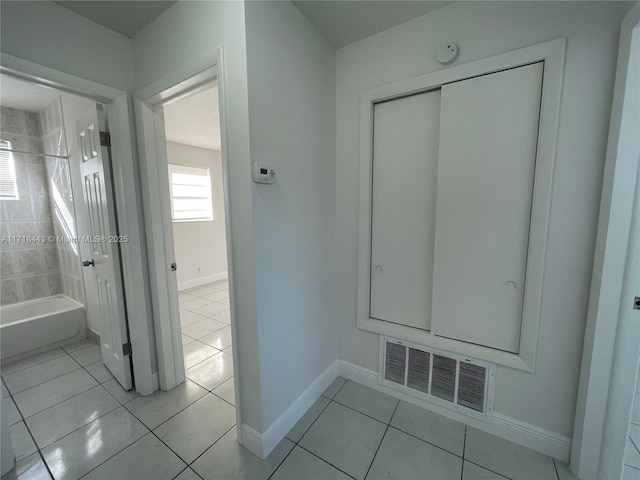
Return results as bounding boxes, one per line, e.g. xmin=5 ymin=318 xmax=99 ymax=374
xmin=134 ymin=46 xmax=243 ymax=425
xmin=0 ymin=54 xmax=156 ymax=395
xmin=571 ymin=4 xmax=640 ymax=479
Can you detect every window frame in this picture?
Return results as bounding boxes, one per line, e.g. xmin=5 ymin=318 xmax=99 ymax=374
xmin=167 ymin=163 xmax=214 ymax=223
xmin=0 ymin=140 xmax=19 ymax=201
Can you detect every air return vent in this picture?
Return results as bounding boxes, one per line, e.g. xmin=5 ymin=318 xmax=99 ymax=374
xmin=379 ymin=337 xmax=495 ymax=420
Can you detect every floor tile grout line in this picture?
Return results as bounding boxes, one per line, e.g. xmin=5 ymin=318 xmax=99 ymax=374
xmin=184 ymin=373 xmax=234 ymax=403
xmin=172 ymin=466 xmax=190 ymax=480
xmin=630 ymin=435 xmax=640 ymax=455
xmin=180 ymin=302 xmax=230 ymax=314
xmin=552 ymin=458 xmax=560 ymax=480
xmin=363 ymin=421 xmax=391 ymax=479
xmin=22 ymin=360 xmax=127 ymax=450
xmin=17 ymin=406 xmax=55 ymax=479
xmin=330 ymin=397 xmax=396 ymax=426
xmin=2 ymin=378 xmax=25 ymax=425
xmin=107 ymin=394 xmax=197 ymax=468
xmin=85 ymin=362 xmax=140 ymax=406
xmin=387 ymin=424 xmax=466 ymax=460
xmin=185 ymin=334 xmax=232 ymax=351
xmin=209 ymin=388 xmax=236 ymax=408
xmin=6 ymin=341 xmax=220 ymax=478
xmin=286 ymin=391 xmax=334 ymax=445
xmin=10 ymin=420 xmax=37 ymax=461
xmin=2 ymin=349 xmax=72 ymax=378
xmin=463 ymin=459 xmax=511 ymax=479
xmin=266 ymin=444 xmax=297 ymax=480
xmin=126 ymin=383 xmax=210 ymax=432
xmin=73 ymin=391 xmax=204 ymax=480
xmin=76 ymin=427 xmax=152 ymax=480
xmin=184 ymin=350 xmax=226 ymax=373
xmin=63 ymin=341 xmax=100 ymax=356
xmin=5 ymin=364 xmax=84 ymax=397
xmin=184 ymin=322 xmax=232 ymax=335
xmin=625 ymin=464 xmax=640 ymax=471
xmin=294 ymin=443 xmax=359 ymax=480
xmin=10 ymin=374 xmax=100 ymax=422
xmin=29 ymin=400 xmax=122 ymax=452
xmin=173 ymin=466 xmax=204 ymax=480
xmin=36 ymin=449 xmax=55 ymax=480
xmin=182 ymin=286 xmax=229 ymax=295
xmin=0 ymin=349 xmax=68 ymax=377
xmin=186 ymin=423 xmax=237 ymax=470
xmin=460 ymin=425 xmax=467 ymax=480
xmin=361 ymin=400 xmax=401 ymax=480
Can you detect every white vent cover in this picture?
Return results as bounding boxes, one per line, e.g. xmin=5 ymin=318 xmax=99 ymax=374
xmin=380 ymin=336 xmax=495 ymax=420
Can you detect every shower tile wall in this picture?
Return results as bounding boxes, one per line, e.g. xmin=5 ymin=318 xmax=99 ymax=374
xmin=0 ymin=107 xmax=62 ymax=305
xmin=40 ymin=98 xmax=85 ymax=304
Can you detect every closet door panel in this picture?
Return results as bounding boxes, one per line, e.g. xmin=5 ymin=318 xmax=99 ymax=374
xmin=431 ymin=63 xmax=543 ymax=352
xmin=370 ymin=90 xmax=440 ymax=330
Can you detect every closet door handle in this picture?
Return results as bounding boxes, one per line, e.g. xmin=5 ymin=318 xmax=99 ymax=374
xmin=82 ymin=260 xmax=95 ymax=267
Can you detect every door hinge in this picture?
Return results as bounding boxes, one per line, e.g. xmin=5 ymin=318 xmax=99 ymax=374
xmin=122 ymin=342 xmax=132 ymax=356
xmin=634 ymin=296 xmax=640 ymax=311
xmin=100 ymin=131 xmax=111 ymax=147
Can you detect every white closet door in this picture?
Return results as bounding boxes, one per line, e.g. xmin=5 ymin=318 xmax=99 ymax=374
xmin=370 ymin=90 xmax=440 ymax=330
xmin=431 ymin=63 xmax=543 ymax=353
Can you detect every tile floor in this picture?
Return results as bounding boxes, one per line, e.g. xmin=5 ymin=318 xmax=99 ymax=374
xmin=623 ymin=370 xmax=640 ymax=480
xmin=1 ymin=279 xmax=578 ymax=479
xmin=3 ymin=374 xmax=574 ymax=479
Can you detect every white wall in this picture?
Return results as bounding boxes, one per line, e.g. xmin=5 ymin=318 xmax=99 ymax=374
xmin=244 ymin=1 xmax=337 ymax=429
xmin=1 ymin=1 xmax=158 ymax=380
xmin=133 ymin=0 xmax=337 ymax=437
xmin=0 ymin=1 xmax=133 ymax=92
xmin=131 ymin=0 xmax=263 ymax=431
xmin=167 ymin=142 xmax=228 ymax=284
xmin=335 ymin=1 xmax=631 ymax=440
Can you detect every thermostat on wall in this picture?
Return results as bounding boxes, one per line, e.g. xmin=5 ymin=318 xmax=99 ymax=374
xmin=252 ymin=162 xmax=276 ymax=184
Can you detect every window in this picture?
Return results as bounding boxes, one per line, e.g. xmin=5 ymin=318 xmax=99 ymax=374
xmin=0 ymin=140 xmax=19 ymax=200
xmin=168 ymin=163 xmax=213 ymax=222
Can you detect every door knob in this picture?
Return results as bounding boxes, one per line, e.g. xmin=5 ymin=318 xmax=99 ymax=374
xmin=82 ymin=260 xmax=95 ymax=267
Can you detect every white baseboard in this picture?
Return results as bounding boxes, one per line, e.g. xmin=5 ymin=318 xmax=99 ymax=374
xmin=240 ymin=424 xmax=267 ymax=459
xmin=336 ymin=360 xmax=572 ymax=462
xmin=240 ymin=361 xmax=339 ymax=459
xmin=178 ymin=271 xmax=228 ymax=291
xmin=87 ymin=329 xmax=100 ymax=345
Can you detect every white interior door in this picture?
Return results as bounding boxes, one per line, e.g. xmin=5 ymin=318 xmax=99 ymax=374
xmin=134 ymin=98 xmax=184 ymax=390
xmin=77 ymin=104 xmax=132 ymax=389
xmin=370 ymin=91 xmax=441 ymax=330
xmin=431 ymin=63 xmax=544 ymax=353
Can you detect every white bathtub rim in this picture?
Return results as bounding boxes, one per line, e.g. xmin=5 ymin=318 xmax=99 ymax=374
xmin=1 ymin=295 xmax=84 ymax=327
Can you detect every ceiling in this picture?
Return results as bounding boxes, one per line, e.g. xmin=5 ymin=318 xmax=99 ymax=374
xmin=51 ymin=1 xmax=450 ymax=47
xmin=0 ymin=75 xmax=63 ymax=112
xmin=292 ymin=1 xmax=452 ymax=48
xmin=164 ymin=87 xmax=221 ymax=151
xmin=54 ymin=1 xmax=176 ymax=38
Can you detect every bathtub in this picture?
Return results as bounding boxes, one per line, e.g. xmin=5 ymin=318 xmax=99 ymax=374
xmin=0 ymin=295 xmax=86 ymax=362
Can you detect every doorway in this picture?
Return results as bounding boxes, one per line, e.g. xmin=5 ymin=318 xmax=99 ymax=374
xmin=0 ymin=73 xmax=142 ymax=475
xmin=163 ymin=86 xmax=234 ymax=397
xmin=0 ymin=73 xmax=134 ymax=389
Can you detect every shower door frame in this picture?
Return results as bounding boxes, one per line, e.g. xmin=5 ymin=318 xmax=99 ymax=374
xmin=0 ymin=54 xmax=156 ymax=396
